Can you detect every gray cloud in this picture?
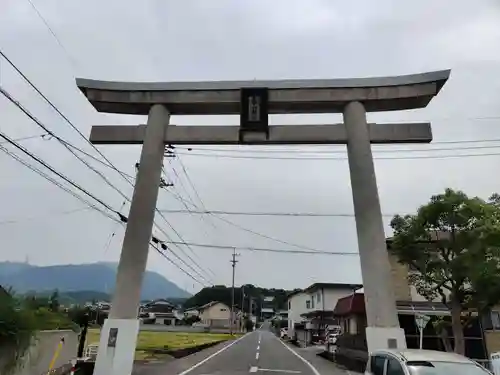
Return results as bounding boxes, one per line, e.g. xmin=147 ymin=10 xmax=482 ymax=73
xmin=0 ymin=0 xmax=499 ymax=293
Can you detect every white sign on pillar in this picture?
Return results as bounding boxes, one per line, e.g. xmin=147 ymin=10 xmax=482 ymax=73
xmin=491 ymin=352 xmax=500 ymax=375
xmin=415 ymin=314 xmax=431 ymax=349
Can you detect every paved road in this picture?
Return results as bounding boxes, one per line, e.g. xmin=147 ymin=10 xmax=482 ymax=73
xmin=136 ymin=326 xmax=350 ymax=375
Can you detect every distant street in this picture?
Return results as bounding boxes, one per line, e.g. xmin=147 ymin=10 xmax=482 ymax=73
xmin=135 ymin=324 xmax=350 ymax=375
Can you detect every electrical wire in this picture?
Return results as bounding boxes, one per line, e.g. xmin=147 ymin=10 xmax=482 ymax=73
xmin=0 ymin=141 xmax=210 ymax=285
xmin=164 ymin=241 xmax=359 ymax=256
xmin=0 ymin=130 xmax=119 ymax=214
xmin=174 ymin=149 xmax=500 ymax=161
xmin=172 ymin=137 xmax=500 ymax=155
xmin=0 ymin=86 xmax=133 ymax=204
xmin=0 ymin=206 xmax=91 ymax=226
xmin=0 ymin=134 xmax=47 ymax=145
xmin=0 ymin=144 xmax=121 ymax=224
xmin=157 ymin=209 xmax=401 ymax=217
xmin=25 ymin=0 xmax=76 ymax=67
xmin=0 ymin=73 xmax=213 ymax=282
xmin=150 ymin=242 xmax=207 ymax=286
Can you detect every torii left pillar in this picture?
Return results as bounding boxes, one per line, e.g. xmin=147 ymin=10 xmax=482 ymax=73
xmin=92 ymin=104 xmax=169 ymax=375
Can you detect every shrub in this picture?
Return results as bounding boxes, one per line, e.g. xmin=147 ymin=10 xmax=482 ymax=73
xmin=0 ymin=292 xmax=36 ymax=375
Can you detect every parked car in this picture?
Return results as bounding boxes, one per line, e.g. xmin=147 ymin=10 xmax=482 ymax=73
xmin=365 ymin=349 xmax=492 ymax=375
xmin=280 ymin=328 xmax=288 ymax=339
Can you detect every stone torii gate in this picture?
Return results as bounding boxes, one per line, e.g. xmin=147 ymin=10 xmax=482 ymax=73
xmin=76 ymin=70 xmax=450 ymax=375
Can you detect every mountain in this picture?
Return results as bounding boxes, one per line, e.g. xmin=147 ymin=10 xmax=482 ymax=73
xmin=0 ymin=262 xmax=191 ymax=300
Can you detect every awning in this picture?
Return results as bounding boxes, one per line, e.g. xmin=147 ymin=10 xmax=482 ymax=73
xmin=396 ymin=300 xmax=449 ymax=316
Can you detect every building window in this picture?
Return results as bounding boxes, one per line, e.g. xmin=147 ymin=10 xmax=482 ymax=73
xmin=288 ymin=301 xmax=291 ymax=310
xmin=311 ymin=295 xmax=315 ymax=309
xmin=220 ymin=308 xmax=227 ymax=311
xmin=317 ymin=292 xmax=321 ymax=303
xmin=306 ymin=300 xmax=311 ymax=309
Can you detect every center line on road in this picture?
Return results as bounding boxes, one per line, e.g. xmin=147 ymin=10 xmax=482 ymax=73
xmin=257 ymin=345 xmax=260 ymax=350
xmin=256 ymin=351 xmax=260 ymax=360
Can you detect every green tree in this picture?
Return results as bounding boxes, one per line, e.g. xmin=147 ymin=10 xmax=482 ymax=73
xmin=49 ymin=290 xmax=60 ymax=312
xmin=389 ymin=188 xmax=500 ymax=355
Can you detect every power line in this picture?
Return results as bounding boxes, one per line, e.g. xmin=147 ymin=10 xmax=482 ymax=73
xmin=0 ymin=137 xmax=208 ymax=286
xmin=150 ymin=242 xmax=207 ymax=287
xmin=164 ymin=241 xmax=359 ymax=256
xmin=25 ymin=0 xmax=76 ymax=67
xmin=174 ymin=149 xmax=500 ymax=161
xmin=0 ymin=86 xmax=133 ymax=204
xmin=158 ymin=209 xmax=400 ymax=218
xmin=0 ymin=144 xmax=122 ymax=224
xmin=172 ymin=137 xmax=500 ymax=155
xmin=0 ymin=65 xmax=213 ymax=282
xmin=0 ymin=130 xmax=119 ymax=214
xmin=0 ymin=134 xmax=47 ymax=145
xmin=0 ymin=206 xmax=91 ymax=226
xmin=0 ymin=50 xmax=133 ymax=189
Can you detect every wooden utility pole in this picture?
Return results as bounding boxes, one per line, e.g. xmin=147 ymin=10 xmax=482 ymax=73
xmin=230 ymin=248 xmax=239 ymax=335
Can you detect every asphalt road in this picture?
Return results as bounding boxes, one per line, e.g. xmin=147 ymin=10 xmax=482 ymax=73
xmin=138 ymin=324 xmax=350 ymax=375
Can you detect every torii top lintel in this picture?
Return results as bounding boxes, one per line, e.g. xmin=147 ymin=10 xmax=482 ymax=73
xmin=76 ymin=70 xmax=450 ymax=116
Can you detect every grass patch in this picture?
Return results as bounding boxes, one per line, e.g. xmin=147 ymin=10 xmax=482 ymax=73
xmin=86 ymin=329 xmax=239 ymax=360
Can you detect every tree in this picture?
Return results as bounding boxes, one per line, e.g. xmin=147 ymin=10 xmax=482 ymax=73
xmin=49 ymin=290 xmax=60 ymax=312
xmin=389 ymin=188 xmax=500 ymax=355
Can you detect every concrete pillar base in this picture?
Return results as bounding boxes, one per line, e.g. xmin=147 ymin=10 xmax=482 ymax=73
xmin=92 ymin=318 xmax=140 ymax=375
xmin=366 ymin=326 xmax=407 ymax=352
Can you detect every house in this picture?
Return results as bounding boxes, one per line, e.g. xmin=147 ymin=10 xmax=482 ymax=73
xmin=261 ymin=296 xmax=275 ymax=320
xmin=333 ymin=252 xmax=494 ymax=364
xmin=141 ymin=299 xmax=178 ymax=325
xmin=288 ymin=282 xmax=362 ymax=346
xmin=183 ymin=307 xmax=200 ymax=318
xmin=199 ymin=301 xmax=234 ymax=328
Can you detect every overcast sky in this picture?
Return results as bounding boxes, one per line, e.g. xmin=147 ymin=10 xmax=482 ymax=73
xmin=0 ymin=0 xmax=500 ymax=294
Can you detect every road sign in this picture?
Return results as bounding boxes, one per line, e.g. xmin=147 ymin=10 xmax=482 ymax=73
xmin=415 ymin=314 xmax=431 ymax=331
xmin=415 ymin=314 xmax=431 ymax=349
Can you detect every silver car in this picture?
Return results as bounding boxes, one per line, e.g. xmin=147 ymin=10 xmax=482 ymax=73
xmin=365 ymin=349 xmax=492 ymax=375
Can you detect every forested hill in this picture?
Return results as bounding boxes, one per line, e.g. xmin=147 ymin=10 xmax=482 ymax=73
xmin=184 ymin=284 xmax=294 ymax=312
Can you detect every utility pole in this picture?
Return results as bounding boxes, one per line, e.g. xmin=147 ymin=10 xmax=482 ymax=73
xmin=230 ymin=248 xmax=239 ymax=335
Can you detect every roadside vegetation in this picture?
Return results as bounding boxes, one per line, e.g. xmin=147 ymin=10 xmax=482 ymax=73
xmin=0 ymin=289 xmax=77 ymax=374
xmin=85 ymin=329 xmax=235 ymax=360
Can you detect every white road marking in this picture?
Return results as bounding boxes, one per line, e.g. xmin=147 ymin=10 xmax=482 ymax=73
xmin=178 ymin=332 xmax=251 ymax=375
xmin=250 ymin=366 xmax=259 ymax=372
xmin=258 ymin=368 xmax=301 ymax=373
xmin=256 ymin=351 xmax=260 ymax=360
xmin=257 ymin=345 xmax=260 ymax=350
xmin=275 ymin=337 xmax=321 ymax=375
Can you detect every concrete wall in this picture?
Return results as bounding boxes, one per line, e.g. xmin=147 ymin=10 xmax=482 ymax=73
xmin=288 ymin=292 xmax=308 ymax=337
xmin=0 ymin=330 xmax=78 ymax=375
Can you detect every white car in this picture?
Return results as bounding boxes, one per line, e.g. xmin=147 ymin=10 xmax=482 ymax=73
xmin=365 ymin=349 xmax=492 ymax=375
xmin=280 ymin=328 xmax=289 ymax=339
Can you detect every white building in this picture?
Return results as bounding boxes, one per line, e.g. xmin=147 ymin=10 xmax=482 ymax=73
xmin=287 ymin=283 xmax=362 ymax=345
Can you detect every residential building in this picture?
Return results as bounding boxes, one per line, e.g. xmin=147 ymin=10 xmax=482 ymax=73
xmin=287 ymin=282 xmax=361 ymax=346
xmin=183 ymin=307 xmax=199 ymax=318
xmin=261 ymin=296 xmax=275 ymax=320
xmin=333 ymin=252 xmax=496 ymax=364
xmin=140 ymin=299 xmax=178 ymax=325
xmin=199 ymin=301 xmax=235 ymax=328
xmin=287 ymin=290 xmax=308 ymax=338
